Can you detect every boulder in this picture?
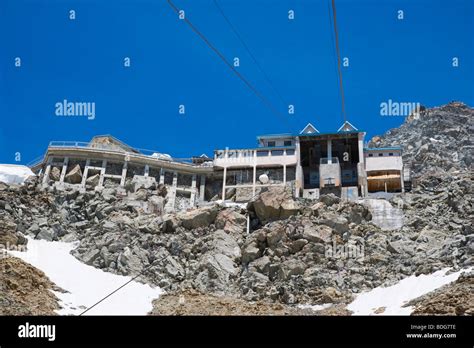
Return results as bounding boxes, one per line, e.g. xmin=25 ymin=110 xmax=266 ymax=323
xmin=278 ymin=259 xmax=307 ymax=280
xmin=148 ymin=195 xmax=166 ymax=214
xmin=86 ymin=174 xmax=100 ymax=187
xmin=131 ymin=175 xmax=156 ymax=192
xmin=319 ymin=194 xmax=340 ymax=207
xmin=266 ymin=226 xmax=286 ymax=248
xmin=179 ymin=206 xmax=218 ymax=230
xmin=242 ymin=242 xmax=260 ymax=264
xmin=82 ymin=249 xmax=100 ymax=265
xmin=35 ymin=228 xmax=54 ymax=241
xmin=249 ymin=256 xmax=271 ymax=274
xmin=215 ymin=209 xmax=247 ymax=235
xmin=248 ymin=187 xmax=300 ymax=223
xmin=320 ymin=215 xmax=349 ymax=235
xmin=212 ymin=230 xmax=241 ymax=261
xmin=303 ymin=225 xmax=333 ymax=244
xmin=162 ymin=214 xmax=179 ymax=233
xmin=49 ymin=167 xmax=61 ymax=181
xmin=64 ymin=164 xmax=83 ymax=184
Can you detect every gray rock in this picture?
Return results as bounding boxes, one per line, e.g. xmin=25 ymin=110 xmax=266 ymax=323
xmin=179 ymin=206 xmax=218 ymax=230
xmin=49 ymin=167 xmax=61 ymax=181
xmin=303 ymin=225 xmax=333 ymax=244
xmin=82 ymin=249 xmax=100 ymax=265
xmin=242 ymin=242 xmax=260 ymax=264
xmin=248 ymin=187 xmax=300 ymax=223
xmin=35 ymin=228 xmax=54 ymax=241
xmin=320 ymin=215 xmax=349 ymax=235
xmin=319 ymin=194 xmax=340 ymax=206
xmin=64 ymin=164 xmax=83 ymax=184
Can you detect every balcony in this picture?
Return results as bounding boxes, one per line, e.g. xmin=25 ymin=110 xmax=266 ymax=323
xmin=214 ymin=146 xmax=297 ymax=168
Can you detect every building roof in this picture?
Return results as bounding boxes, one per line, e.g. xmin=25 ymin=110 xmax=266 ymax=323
xmin=364 ymin=147 xmax=402 ymax=151
xmin=298 ymin=130 xmax=362 ymax=138
xmin=256 ymin=133 xmax=293 ymax=140
xmin=337 ymin=121 xmax=358 ymax=132
xmin=300 ymin=123 xmax=320 ymax=134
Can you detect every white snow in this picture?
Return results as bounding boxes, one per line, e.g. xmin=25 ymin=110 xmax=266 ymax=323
xmin=347 ymin=267 xmax=470 ymax=315
xmin=0 ymin=164 xmax=35 ymax=185
xmin=9 ymin=238 xmax=163 ymax=315
xmin=150 ymin=153 xmax=172 ymax=161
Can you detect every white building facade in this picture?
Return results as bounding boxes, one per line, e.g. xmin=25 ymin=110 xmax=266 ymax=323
xmin=32 ymin=123 xmax=407 ymax=210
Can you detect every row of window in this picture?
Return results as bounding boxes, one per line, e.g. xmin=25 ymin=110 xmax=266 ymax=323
xmin=368 ymin=152 xmax=396 ymax=157
xmin=267 ymin=140 xmax=293 ymax=147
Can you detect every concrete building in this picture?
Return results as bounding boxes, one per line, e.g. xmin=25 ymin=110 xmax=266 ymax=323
xmin=31 ymin=123 xmax=407 ymax=210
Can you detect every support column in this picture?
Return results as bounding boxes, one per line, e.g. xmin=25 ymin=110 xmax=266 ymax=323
xmin=168 ymin=171 xmax=178 ymax=209
xmin=294 ymin=138 xmax=303 ymax=198
xmin=81 ymin=159 xmax=90 ymax=188
xmin=59 ymin=157 xmax=69 ymax=183
xmin=252 ymin=166 xmax=256 ymax=196
xmin=144 ymin=165 xmax=149 ymax=177
xmin=358 ymin=134 xmax=365 ymax=165
xmin=222 ymin=167 xmax=227 ymax=201
xmin=98 ymin=160 xmax=107 ymax=188
xmin=401 ymin=170 xmax=405 ymax=193
xmin=159 ymin=168 xmax=165 ymax=184
xmin=120 ymin=161 xmax=128 ymax=186
xmin=190 ymin=174 xmax=197 ymax=206
xmin=42 ymin=157 xmax=53 ymax=184
xmin=199 ymin=175 xmax=206 ymax=202
xmin=283 ymin=164 xmax=287 ymax=185
xmin=327 ymin=139 xmax=332 ymax=164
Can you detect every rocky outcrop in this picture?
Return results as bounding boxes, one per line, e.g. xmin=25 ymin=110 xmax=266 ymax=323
xmin=407 ymin=271 xmax=473 ymax=315
xmin=369 ymin=102 xmax=473 ymax=176
xmin=0 ymin=257 xmax=60 ymax=315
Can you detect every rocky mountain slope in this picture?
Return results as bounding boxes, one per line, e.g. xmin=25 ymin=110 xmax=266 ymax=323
xmin=0 ymin=102 xmax=472 ymax=315
xmin=0 ymin=257 xmax=60 ymax=315
xmin=406 ymin=272 xmax=473 ymax=315
xmin=369 ymin=101 xmax=473 ymax=176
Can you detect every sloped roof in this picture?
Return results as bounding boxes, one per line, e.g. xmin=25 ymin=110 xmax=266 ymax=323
xmin=337 ymin=121 xmax=358 ymax=132
xmin=300 ymin=123 xmax=320 ymax=134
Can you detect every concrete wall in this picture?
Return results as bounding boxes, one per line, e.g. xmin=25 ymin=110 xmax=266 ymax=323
xmin=365 ymin=154 xmax=403 ymax=172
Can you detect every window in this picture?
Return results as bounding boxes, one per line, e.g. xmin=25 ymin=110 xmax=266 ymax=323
xmin=389 ymin=153 xmax=394 ymax=156
xmin=368 ymin=154 xmax=373 ymax=157
xmin=271 ymin=150 xmax=284 ymax=156
xmin=284 ymin=140 xmax=292 ymax=146
xmin=267 ymin=141 xmax=276 ymax=147
xmin=378 ymin=153 xmax=383 ymax=157
xmin=286 ymin=149 xmax=295 ymax=155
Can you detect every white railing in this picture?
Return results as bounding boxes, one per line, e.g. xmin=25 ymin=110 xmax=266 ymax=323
xmin=47 ymin=141 xmax=195 ymax=165
xmin=214 ymin=147 xmax=297 ymax=167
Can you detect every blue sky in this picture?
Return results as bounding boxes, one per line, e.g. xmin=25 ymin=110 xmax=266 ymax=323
xmin=0 ymin=0 xmax=473 ymax=164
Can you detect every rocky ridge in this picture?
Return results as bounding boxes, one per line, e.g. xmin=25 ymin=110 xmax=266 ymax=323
xmin=0 ymin=102 xmax=472 ymax=313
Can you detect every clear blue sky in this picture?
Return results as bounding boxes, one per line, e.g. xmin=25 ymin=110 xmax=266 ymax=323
xmin=1 ymin=0 xmax=473 ymax=164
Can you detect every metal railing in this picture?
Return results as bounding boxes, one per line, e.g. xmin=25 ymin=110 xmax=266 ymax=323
xmin=46 ymin=141 xmax=197 ymax=165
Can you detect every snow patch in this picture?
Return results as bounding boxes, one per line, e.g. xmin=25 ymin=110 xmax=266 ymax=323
xmin=0 ymin=164 xmax=35 ymax=185
xmin=347 ymin=267 xmax=470 ymax=315
xmin=9 ymin=238 xmax=163 ymax=315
